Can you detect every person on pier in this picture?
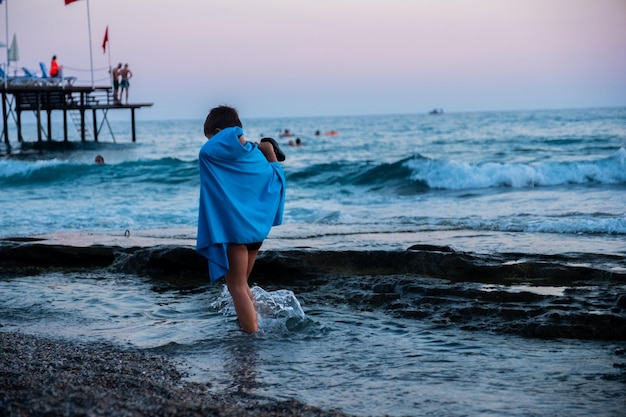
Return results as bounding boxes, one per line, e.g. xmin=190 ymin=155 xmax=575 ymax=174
xmin=119 ymin=63 xmax=133 ymax=105
xmin=111 ymin=63 xmax=122 ymax=105
xmin=49 ymin=55 xmax=62 ymax=78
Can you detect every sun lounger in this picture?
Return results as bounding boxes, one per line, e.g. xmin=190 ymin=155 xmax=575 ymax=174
xmin=0 ymin=67 xmax=39 ymax=86
xmin=21 ymin=67 xmax=48 ymax=85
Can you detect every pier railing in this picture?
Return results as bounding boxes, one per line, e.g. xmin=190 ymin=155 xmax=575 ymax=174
xmin=15 ymin=86 xmax=116 ymax=111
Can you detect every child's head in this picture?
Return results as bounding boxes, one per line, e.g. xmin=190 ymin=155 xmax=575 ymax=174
xmin=204 ymin=105 xmax=243 ymax=139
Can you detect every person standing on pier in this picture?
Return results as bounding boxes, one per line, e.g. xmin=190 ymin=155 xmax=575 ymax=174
xmin=119 ymin=63 xmax=133 ymax=105
xmin=111 ymin=63 xmax=122 ymax=105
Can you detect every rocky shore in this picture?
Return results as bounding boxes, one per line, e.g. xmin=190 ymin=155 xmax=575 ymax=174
xmin=0 ymin=234 xmax=623 ymax=285
xmin=1 ymin=231 xmax=625 ymax=415
xmin=1 ymin=234 xmax=625 ymax=342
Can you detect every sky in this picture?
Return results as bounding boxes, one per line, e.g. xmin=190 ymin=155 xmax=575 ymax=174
xmin=2 ymin=0 xmax=625 ymax=120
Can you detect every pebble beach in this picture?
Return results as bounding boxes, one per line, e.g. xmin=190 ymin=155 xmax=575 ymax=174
xmin=0 ymin=331 xmax=353 ymax=417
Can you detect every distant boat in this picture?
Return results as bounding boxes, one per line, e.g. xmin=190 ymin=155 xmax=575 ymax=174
xmin=429 ymin=108 xmax=444 ymax=115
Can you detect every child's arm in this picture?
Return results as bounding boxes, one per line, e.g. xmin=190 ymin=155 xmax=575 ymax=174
xmin=237 ymin=133 xmax=280 ymax=163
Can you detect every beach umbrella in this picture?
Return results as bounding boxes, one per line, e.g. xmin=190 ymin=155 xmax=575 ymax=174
xmin=2 ymin=0 xmax=7 ymax=88
xmin=1 ymin=42 xmax=5 ymax=87
xmin=8 ymin=34 xmax=18 ymax=62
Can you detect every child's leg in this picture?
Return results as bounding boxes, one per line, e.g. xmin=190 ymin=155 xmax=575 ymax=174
xmin=225 ymin=244 xmax=258 ymax=333
xmin=245 ymin=247 xmax=259 ymax=303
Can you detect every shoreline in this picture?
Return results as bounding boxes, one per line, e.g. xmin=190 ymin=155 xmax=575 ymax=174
xmin=5 ymin=225 xmax=626 ymax=258
xmin=1 ymin=229 xmax=626 ymax=415
xmin=0 ymin=332 xmax=353 ymax=417
xmin=1 ymin=228 xmax=624 ymax=284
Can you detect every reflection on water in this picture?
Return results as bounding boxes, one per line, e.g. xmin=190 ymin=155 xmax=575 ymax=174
xmin=480 ymin=284 xmax=567 ymax=296
xmin=224 ymin=339 xmax=261 ymax=393
xmin=0 ymin=272 xmax=624 ymax=417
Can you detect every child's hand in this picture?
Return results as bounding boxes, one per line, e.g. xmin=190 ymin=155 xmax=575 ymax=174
xmin=258 ymin=141 xmax=278 ymax=162
xmin=260 ymin=137 xmax=286 ymax=161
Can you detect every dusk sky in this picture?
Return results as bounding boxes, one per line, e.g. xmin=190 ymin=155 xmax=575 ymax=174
xmin=3 ymin=0 xmax=625 ymax=120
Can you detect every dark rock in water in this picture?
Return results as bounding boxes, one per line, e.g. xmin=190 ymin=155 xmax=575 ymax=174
xmin=0 ymin=241 xmax=116 ymax=270
xmin=306 ymin=274 xmax=626 ymax=341
xmin=0 ymin=239 xmax=625 ymax=341
xmin=407 ymin=243 xmax=454 ymax=252
xmin=0 ymin=240 xmax=623 ymax=284
xmin=116 ymin=245 xmax=208 ymax=278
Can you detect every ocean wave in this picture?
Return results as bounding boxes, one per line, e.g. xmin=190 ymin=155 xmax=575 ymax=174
xmin=0 ymin=157 xmax=198 ymax=186
xmin=4 ymin=147 xmax=624 ymax=193
xmin=405 ymin=147 xmax=626 ymax=190
xmin=286 ymin=158 xmax=429 ymax=193
xmin=0 ymin=159 xmax=84 ymax=185
xmin=286 ymin=148 xmax=625 ymax=194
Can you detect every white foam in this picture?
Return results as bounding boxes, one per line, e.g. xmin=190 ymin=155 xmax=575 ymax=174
xmin=0 ymin=158 xmax=64 ymax=179
xmin=406 ymin=148 xmax=626 ymax=190
xmin=211 ymin=285 xmax=306 ymax=333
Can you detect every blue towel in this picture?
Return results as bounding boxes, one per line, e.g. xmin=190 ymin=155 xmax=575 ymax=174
xmin=196 ymin=126 xmax=286 ymax=282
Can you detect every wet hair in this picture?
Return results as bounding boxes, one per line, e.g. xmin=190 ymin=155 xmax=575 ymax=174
xmin=203 ymin=105 xmax=243 ymax=138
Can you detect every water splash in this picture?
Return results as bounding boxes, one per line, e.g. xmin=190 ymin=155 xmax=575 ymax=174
xmin=211 ymin=285 xmax=306 ymax=333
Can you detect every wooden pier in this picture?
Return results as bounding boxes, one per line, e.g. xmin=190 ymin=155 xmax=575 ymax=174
xmin=1 ymin=83 xmax=153 ymax=147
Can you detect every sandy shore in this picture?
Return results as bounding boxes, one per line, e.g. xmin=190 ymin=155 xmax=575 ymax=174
xmin=0 ymin=332 xmax=353 ymax=417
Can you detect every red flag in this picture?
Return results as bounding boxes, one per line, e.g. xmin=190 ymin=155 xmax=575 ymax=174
xmin=102 ymin=26 xmax=109 ymax=53
xmin=64 ymin=0 xmax=80 ymax=4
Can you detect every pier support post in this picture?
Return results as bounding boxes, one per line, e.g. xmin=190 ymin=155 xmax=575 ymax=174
xmin=46 ymin=94 xmax=52 ymax=142
xmin=1 ymin=91 xmax=8 ymax=145
xmin=36 ymin=93 xmax=42 ymax=143
xmin=14 ymin=94 xmax=22 ymax=142
xmin=92 ymin=108 xmax=98 ymax=142
xmin=63 ymin=109 xmax=68 ymax=142
xmin=131 ymin=108 xmax=136 ymax=142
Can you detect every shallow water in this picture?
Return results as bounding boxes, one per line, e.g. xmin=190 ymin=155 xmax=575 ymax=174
xmin=1 ymin=271 xmax=624 ymax=417
xmin=1 ymin=107 xmax=625 ymax=415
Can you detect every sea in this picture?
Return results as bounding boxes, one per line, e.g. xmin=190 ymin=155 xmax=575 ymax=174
xmin=1 ymin=107 xmax=625 ymax=416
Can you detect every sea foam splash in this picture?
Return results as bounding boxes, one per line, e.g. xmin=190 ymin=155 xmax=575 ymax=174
xmin=405 ymin=147 xmax=626 ymax=190
xmin=212 ymin=285 xmax=306 ymax=334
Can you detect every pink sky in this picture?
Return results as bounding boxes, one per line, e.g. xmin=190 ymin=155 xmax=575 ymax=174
xmin=3 ymin=0 xmax=625 ymax=119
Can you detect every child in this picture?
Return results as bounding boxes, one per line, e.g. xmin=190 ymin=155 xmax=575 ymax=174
xmin=196 ymin=105 xmax=286 ymax=333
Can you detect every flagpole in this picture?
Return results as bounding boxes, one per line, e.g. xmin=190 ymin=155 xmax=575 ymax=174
xmin=107 ymin=48 xmax=111 ymax=89
xmin=4 ymin=0 xmax=8 ymax=89
xmin=106 ymin=27 xmax=111 ymax=89
xmin=86 ymin=0 xmax=94 ymax=87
